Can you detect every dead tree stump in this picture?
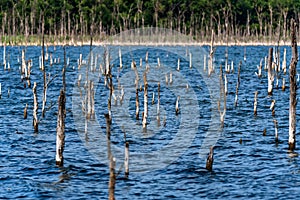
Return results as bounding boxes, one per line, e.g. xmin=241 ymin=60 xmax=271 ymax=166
xmin=56 ymin=90 xmax=66 ymax=166
xmin=289 ymin=19 xmax=298 ymax=151
xmin=32 ymin=82 xmax=38 ymax=132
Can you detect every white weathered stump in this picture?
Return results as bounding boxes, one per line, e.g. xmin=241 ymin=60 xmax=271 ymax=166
xmin=231 ymin=61 xmax=234 ymax=73
xmin=157 ymin=57 xmax=160 ymax=67
xmin=79 ymin=53 xmax=82 ymax=68
xmin=274 ymin=119 xmax=278 ymax=142
xmin=218 ymin=65 xmax=226 ymax=126
xmin=234 ymin=62 xmax=241 ymax=107
xmin=145 ymin=51 xmax=148 ymax=63
xmin=21 ymin=49 xmax=26 ymax=75
xmin=224 ymin=74 xmax=228 ymax=95
xmin=124 ymin=142 xmax=129 ymax=177
xmin=282 ymin=78 xmax=286 ymax=91
xmin=208 ymin=29 xmax=215 ymax=76
xmin=152 ymin=92 xmax=155 ymax=105
xmin=270 ymin=100 xmax=276 ymax=116
xmin=244 ymin=46 xmax=246 ymax=62
xmin=254 ymin=91 xmax=258 ymax=116
xmin=282 ymin=48 xmax=287 ymax=75
xmin=165 ymin=74 xmax=168 ymax=85
xmin=175 ymin=96 xmax=180 ymax=115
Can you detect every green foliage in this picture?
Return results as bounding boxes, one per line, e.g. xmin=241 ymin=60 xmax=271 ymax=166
xmin=0 ymin=0 xmax=299 ymax=38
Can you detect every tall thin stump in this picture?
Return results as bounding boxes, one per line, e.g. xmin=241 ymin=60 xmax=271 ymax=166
xmin=254 ymin=91 xmax=258 ymax=116
xmin=56 ymin=90 xmax=66 ymax=166
xmin=289 ymin=19 xmax=298 ymax=151
xmin=234 ymin=62 xmax=241 ymax=107
xmin=157 ymin=82 xmax=160 ymax=124
xmin=268 ymin=48 xmax=274 ymax=95
xmin=124 ymin=142 xmax=129 ymax=177
xmin=143 ymin=72 xmax=148 ymax=129
xmin=33 ymin=82 xmax=38 ymax=132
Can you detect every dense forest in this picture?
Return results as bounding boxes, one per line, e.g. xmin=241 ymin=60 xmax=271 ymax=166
xmin=1 ymin=0 xmax=300 ymax=43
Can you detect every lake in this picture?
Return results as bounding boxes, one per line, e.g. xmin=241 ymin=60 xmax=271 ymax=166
xmin=1 ymin=44 xmax=300 ymax=199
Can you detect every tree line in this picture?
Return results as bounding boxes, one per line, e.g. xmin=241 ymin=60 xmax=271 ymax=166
xmin=1 ymin=0 xmax=300 ymax=42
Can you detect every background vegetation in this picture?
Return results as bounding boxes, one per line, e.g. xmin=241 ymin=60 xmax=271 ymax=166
xmin=0 ymin=0 xmax=300 ymax=43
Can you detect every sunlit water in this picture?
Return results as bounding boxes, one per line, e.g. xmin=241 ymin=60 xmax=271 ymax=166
xmin=1 ymin=45 xmax=300 ymax=199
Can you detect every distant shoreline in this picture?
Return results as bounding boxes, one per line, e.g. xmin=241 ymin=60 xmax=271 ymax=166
xmin=0 ymin=35 xmax=294 ymax=47
xmin=0 ymin=41 xmax=293 ymax=47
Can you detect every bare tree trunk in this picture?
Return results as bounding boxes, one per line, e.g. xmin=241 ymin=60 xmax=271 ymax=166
xmin=254 ymin=91 xmax=258 ymax=116
xmin=234 ymin=62 xmax=241 ymax=107
xmin=142 ymin=72 xmax=148 ymax=129
xmin=42 ymin=14 xmax=47 ymax=118
xmin=56 ymin=90 xmax=66 ymax=166
xmin=268 ymin=48 xmax=274 ymax=95
xmin=124 ymin=142 xmax=129 ymax=177
xmin=108 ymin=156 xmax=116 ymax=200
xmin=289 ymin=19 xmax=298 ymax=151
xmin=33 ymin=82 xmax=38 ymax=132
xmin=208 ymin=29 xmax=215 ymax=76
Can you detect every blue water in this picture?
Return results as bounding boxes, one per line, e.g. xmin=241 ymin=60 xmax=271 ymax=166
xmin=1 ymin=44 xmax=300 ymax=199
